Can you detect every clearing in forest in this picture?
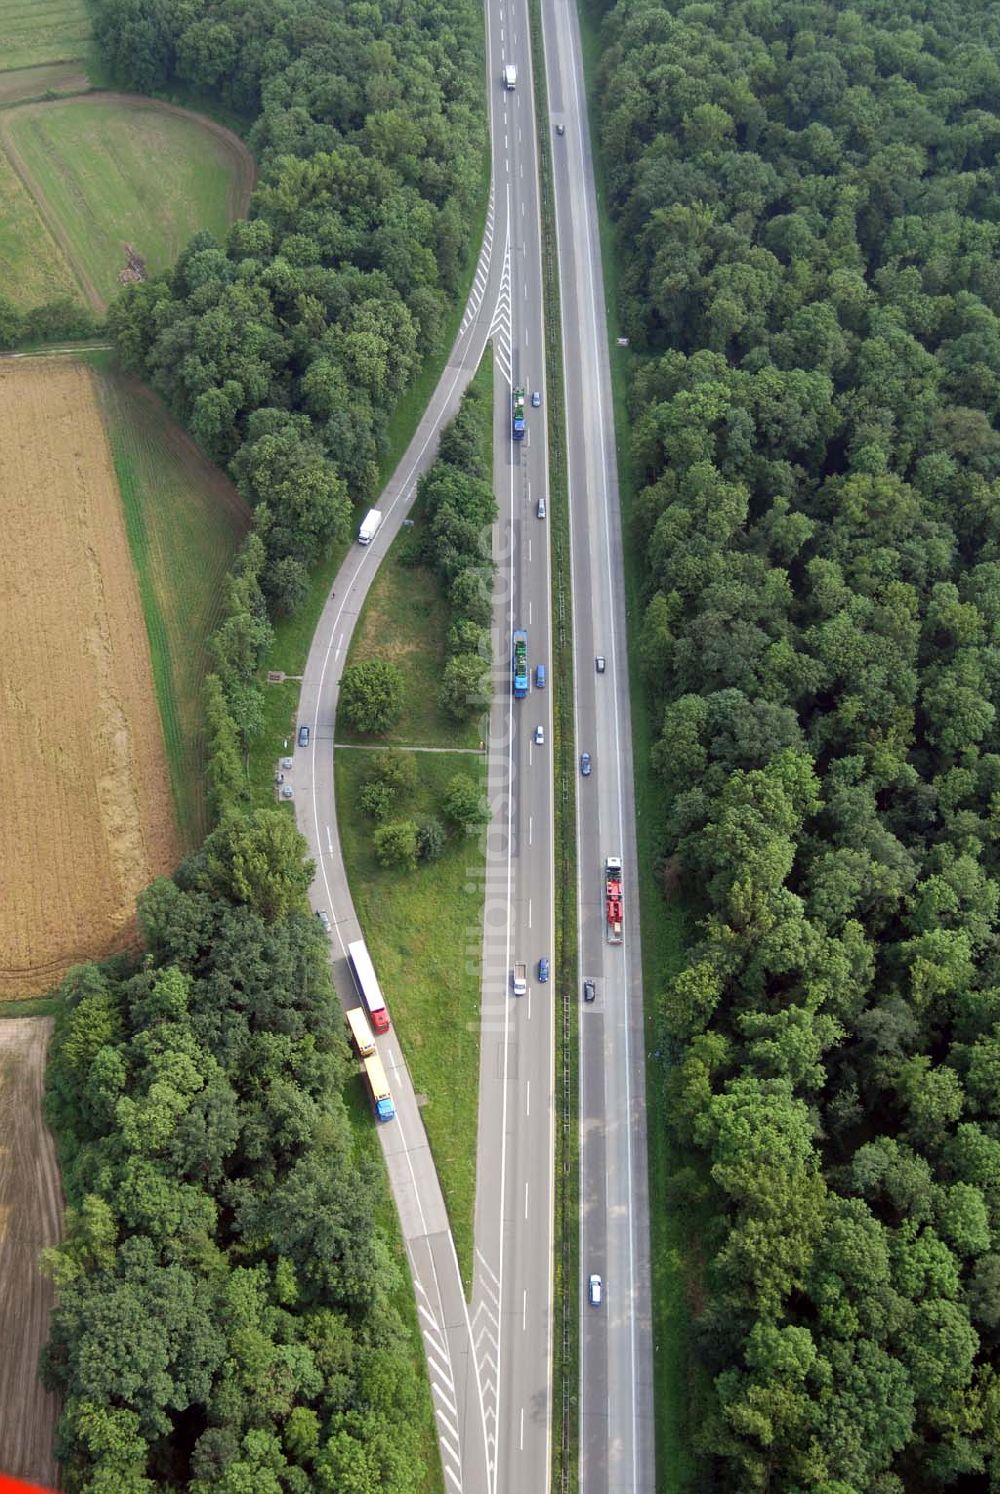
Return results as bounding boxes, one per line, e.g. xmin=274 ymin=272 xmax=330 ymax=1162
xmin=0 ymin=359 xmax=181 ymax=999
xmin=0 ymin=94 xmax=255 ymax=309
xmin=0 ymin=1018 xmax=62 ymax=1489
xmin=0 ymin=0 xmax=92 ymax=72
xmin=94 ymin=363 xmax=251 ymax=847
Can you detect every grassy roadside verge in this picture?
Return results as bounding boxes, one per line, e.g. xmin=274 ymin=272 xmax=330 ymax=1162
xmin=525 ymin=6 xmax=580 ymax=1488
xmin=575 ymin=6 xmax=698 ymax=1489
xmin=95 ymin=361 xmax=250 ymax=847
xmin=246 ymin=545 xmax=349 ymax=808
xmin=339 ymin=550 xmax=481 ymax=751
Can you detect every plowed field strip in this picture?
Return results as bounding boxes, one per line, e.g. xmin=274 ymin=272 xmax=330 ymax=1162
xmin=0 ymin=102 xmax=99 ymax=305
xmin=0 ymin=63 xmax=89 ymax=106
xmin=0 ymin=1018 xmax=62 ymax=1488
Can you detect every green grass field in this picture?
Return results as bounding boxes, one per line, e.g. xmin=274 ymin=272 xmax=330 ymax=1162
xmin=336 ymin=746 xmax=486 ymax=1293
xmin=0 ymin=140 xmax=78 ymax=305
xmin=341 ymin=553 xmax=483 ymax=751
xmin=0 ymin=0 xmax=91 ymax=72
xmin=93 ymin=359 xmax=250 ymax=848
xmin=2 ymin=97 xmax=252 ymax=307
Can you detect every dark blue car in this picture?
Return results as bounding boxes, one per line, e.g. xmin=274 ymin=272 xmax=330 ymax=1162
xmin=538 ymin=957 xmax=550 ymax=983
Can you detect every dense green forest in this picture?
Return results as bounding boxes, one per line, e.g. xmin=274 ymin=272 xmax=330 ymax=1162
xmin=44 ymin=820 xmax=428 ymax=1491
xmin=594 ymin=0 xmax=1000 ymax=1485
xmin=103 ymin=0 xmax=485 ymax=613
xmin=42 ymin=0 xmax=486 ymax=1487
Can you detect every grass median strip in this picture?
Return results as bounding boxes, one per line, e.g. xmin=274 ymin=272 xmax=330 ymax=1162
xmin=525 ymin=0 xmax=580 ymax=1485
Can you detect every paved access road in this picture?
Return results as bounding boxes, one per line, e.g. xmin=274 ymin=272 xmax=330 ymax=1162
xmin=542 ymin=0 xmax=657 ymax=1488
xmin=290 ymin=180 xmax=502 ymax=1494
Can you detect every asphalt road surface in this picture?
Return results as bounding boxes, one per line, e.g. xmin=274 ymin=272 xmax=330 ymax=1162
xmin=542 ymin=0 xmax=657 ymax=1488
xmin=469 ymin=3 xmax=556 ymax=1492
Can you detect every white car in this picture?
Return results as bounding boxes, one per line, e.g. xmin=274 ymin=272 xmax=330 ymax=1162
xmin=588 ymin=1273 xmax=602 ymax=1306
xmin=280 ymin=784 xmax=294 ymax=800
xmin=537 ymin=496 xmax=546 ymax=519
xmin=534 ymin=724 xmax=544 ymax=745
xmin=316 ymin=910 xmax=332 ymax=933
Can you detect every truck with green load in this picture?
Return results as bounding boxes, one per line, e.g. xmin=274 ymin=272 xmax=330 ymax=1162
xmin=512 ymin=629 xmax=528 ymax=698
xmin=512 ymin=386 xmax=526 ymax=439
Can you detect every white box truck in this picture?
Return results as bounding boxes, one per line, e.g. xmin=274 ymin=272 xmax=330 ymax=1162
xmin=503 ymin=64 xmax=517 ymax=89
xmin=358 ymin=508 xmax=383 ymax=545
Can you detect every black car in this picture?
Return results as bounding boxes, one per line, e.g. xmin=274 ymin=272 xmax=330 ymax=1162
xmin=583 ymin=978 xmax=596 ymax=1003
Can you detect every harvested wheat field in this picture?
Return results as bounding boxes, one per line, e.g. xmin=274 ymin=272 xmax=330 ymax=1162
xmin=0 ymin=360 xmax=181 ymax=998
xmin=0 ymin=1018 xmax=62 ymax=1488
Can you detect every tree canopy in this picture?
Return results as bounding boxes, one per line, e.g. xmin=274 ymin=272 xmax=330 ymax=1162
xmin=43 ymin=817 xmax=427 ymax=1492
xmin=596 ymin=0 xmax=1000 ymax=1481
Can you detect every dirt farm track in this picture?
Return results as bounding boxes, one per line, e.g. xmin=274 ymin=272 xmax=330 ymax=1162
xmin=0 ymin=360 xmax=181 ymax=997
xmin=0 ymin=1018 xmax=62 ymax=1487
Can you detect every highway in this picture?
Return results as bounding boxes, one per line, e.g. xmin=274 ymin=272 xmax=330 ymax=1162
xmin=469 ymin=5 xmax=555 ymax=1493
xmin=291 ymin=0 xmax=653 ymax=1486
xmin=541 ymin=0 xmax=656 ymax=1489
